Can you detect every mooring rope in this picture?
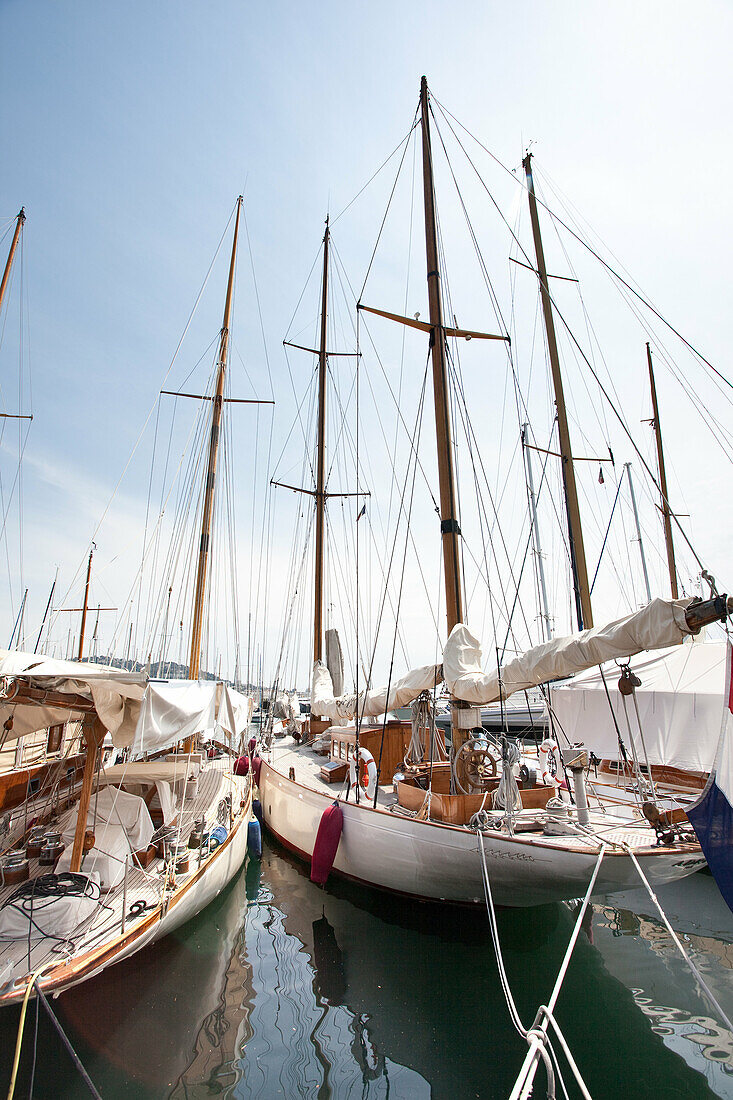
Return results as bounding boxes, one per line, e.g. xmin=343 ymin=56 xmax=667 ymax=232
xmin=477 ymin=831 xmax=603 ymax=1100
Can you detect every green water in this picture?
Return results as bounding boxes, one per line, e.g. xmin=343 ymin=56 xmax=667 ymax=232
xmin=1 ymin=838 xmax=732 ymax=1098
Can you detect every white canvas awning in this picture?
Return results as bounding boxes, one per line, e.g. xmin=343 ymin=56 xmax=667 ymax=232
xmin=0 ymin=650 xmax=146 ymax=743
xmin=0 ymin=649 xmax=251 ymax=757
xmin=549 ymin=640 xmax=726 ymax=772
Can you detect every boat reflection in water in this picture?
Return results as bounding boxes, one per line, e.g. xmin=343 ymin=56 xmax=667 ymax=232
xmin=2 ymin=838 xmax=730 ymax=1098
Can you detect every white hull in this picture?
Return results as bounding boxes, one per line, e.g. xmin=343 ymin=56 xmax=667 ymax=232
xmin=260 ymin=759 xmax=705 ymax=907
xmin=71 ymin=800 xmax=251 ymax=982
xmin=0 ymin=765 xmax=253 ymax=1005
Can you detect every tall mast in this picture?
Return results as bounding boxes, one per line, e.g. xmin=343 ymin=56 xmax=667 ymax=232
xmin=420 ymin=76 xmax=464 ymax=633
xmin=523 ymin=155 xmax=592 ymax=631
xmin=646 ymin=343 xmax=678 ymax=598
xmin=0 ymin=209 xmax=25 ymax=317
xmin=78 ymin=545 xmax=93 ymax=660
xmin=313 ymin=218 xmax=330 ymax=665
xmin=188 ymin=196 xmax=242 ymax=680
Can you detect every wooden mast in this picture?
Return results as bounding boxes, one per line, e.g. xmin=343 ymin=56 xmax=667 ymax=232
xmin=77 ymin=545 xmax=93 ymax=661
xmin=69 ymin=715 xmax=105 ymax=873
xmin=0 ymin=209 xmax=25 ymax=316
xmin=420 ymin=75 xmax=464 ymax=634
xmin=188 ymin=196 xmax=242 ymax=683
xmin=313 ymin=218 xmax=330 ymax=667
xmin=523 ymin=154 xmax=592 ymax=630
xmin=646 ymin=342 xmax=678 ymax=598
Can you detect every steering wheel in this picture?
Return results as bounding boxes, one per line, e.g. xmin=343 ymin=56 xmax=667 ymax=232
xmin=453 ymin=735 xmax=499 ymax=795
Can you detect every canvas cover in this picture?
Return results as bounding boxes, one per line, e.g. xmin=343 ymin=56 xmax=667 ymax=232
xmin=688 ymin=642 xmax=733 ymax=913
xmin=0 ymin=648 xmax=251 ymax=757
xmin=550 ymin=640 xmax=725 ymax=771
xmin=217 ymin=684 xmax=254 ymax=741
xmin=0 ymin=871 xmax=102 ymax=941
xmin=129 ymin=680 xmax=216 ymax=756
xmin=311 ymin=660 xmax=441 ymax=720
xmin=59 ymin=784 xmax=155 ymax=852
xmin=0 ymin=650 xmax=146 ymax=743
xmin=443 ymin=599 xmax=694 ymax=705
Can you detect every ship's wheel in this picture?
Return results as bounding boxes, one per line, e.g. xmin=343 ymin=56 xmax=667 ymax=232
xmin=453 ymin=735 xmax=499 ymax=795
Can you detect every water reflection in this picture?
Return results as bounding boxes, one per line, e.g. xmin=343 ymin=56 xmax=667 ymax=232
xmin=0 ymin=837 xmax=731 ymax=1099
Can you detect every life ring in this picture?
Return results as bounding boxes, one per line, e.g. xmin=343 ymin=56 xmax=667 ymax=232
xmin=349 ymin=747 xmax=378 ymax=801
xmin=538 ymin=738 xmax=561 ymax=787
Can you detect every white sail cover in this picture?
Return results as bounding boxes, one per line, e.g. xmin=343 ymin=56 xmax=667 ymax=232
xmin=217 ymin=684 xmax=254 ymax=741
xmin=443 ymin=599 xmax=694 ymax=704
xmin=325 ymin=628 xmax=344 ymax=696
xmin=130 ymin=680 xmax=216 ymax=757
xmin=550 ymin=640 xmax=726 ymax=772
xmin=311 ymin=660 xmax=441 ymax=720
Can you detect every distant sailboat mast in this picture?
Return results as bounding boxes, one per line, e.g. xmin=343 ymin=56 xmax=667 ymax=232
xmin=0 ymin=208 xmax=25 ymax=317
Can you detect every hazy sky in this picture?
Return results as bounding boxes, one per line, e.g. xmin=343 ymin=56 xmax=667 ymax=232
xmin=1 ymin=1 xmax=731 ymax=682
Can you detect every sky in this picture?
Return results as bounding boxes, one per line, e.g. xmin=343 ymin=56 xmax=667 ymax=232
xmin=0 ymin=0 xmax=731 ymax=686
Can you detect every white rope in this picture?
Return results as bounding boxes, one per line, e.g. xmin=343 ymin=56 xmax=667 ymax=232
xmin=501 ymin=840 xmax=604 ymax=1100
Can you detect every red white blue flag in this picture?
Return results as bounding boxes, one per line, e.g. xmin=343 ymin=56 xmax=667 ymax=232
xmin=687 ymin=640 xmax=733 ymax=913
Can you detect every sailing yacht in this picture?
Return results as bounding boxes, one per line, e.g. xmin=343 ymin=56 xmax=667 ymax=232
xmin=0 ymin=198 xmax=256 ymax=1004
xmin=257 ymin=79 xmax=728 ymax=908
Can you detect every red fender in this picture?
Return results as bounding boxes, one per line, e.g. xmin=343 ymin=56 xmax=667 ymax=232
xmin=234 ymin=755 xmax=250 ymax=776
xmin=311 ymin=801 xmax=343 ymax=885
xmin=252 ymin=754 xmax=262 ymax=785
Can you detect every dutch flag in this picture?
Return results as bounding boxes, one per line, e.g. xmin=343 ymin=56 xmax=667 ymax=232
xmin=687 ymin=640 xmax=733 ymax=914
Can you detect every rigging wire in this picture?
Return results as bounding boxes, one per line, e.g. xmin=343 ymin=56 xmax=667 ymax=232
xmin=431 ymin=94 xmax=733 ymax=395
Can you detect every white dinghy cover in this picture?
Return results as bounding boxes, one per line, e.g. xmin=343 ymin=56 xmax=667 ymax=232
xmin=311 ymin=660 xmax=441 ymax=721
xmin=443 ymin=598 xmax=695 ymax=704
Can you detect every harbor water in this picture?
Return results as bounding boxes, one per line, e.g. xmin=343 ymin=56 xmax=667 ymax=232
xmin=1 ymin=835 xmax=732 ymax=1098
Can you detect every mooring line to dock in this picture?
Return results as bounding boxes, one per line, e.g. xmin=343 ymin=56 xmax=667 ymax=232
xmin=478 ymin=832 xmax=602 ymax=1100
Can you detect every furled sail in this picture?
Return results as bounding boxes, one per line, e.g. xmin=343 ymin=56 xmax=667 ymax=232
xmin=311 ymin=660 xmax=441 ymax=720
xmin=443 ymin=598 xmax=696 ymax=704
xmin=325 ymin=628 xmax=344 ymax=697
